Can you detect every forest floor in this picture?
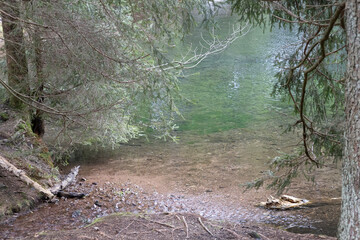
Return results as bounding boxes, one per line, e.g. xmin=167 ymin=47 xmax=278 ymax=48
xmin=0 ymin=179 xmax=336 ymax=240
xmin=0 ymin=126 xmax=341 ymax=239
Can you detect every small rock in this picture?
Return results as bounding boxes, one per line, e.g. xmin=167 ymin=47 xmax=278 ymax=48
xmin=80 ymin=177 xmax=87 ymax=181
xmin=205 ymin=189 xmax=213 ymax=193
xmin=71 ymin=210 xmax=82 ymax=218
xmin=94 ymin=200 xmax=102 ymax=207
xmin=48 ymin=198 xmax=59 ymax=204
xmin=92 ymin=182 xmax=98 ymax=185
xmin=94 ymin=227 xmax=100 ymax=231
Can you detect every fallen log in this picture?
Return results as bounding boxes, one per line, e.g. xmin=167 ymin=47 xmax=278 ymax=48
xmin=0 ymin=155 xmax=83 ymax=200
xmin=50 ymin=165 xmax=80 ymax=195
xmin=51 ymin=166 xmax=87 ymax=199
xmin=0 ymin=155 xmax=54 ymax=199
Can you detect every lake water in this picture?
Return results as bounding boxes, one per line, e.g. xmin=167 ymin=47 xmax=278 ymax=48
xmin=176 ymin=17 xmax=295 ymax=134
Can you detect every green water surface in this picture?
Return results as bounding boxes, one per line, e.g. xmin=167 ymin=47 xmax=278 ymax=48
xmin=176 ymin=18 xmax=296 ymax=134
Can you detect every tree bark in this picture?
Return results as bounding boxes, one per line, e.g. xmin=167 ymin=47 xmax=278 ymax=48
xmin=50 ymin=166 xmax=80 ymax=194
xmin=0 ymin=0 xmax=29 ymax=109
xmin=31 ymin=27 xmax=45 ymax=137
xmin=339 ymin=1 xmax=360 ymax=239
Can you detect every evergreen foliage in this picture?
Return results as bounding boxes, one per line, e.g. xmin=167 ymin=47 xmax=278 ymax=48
xmin=229 ymin=0 xmax=346 ymax=190
xmin=0 ymin=0 xmax=225 ymax=153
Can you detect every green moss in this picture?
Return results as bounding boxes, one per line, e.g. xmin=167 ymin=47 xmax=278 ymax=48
xmin=42 ymin=167 xmax=60 ymax=181
xmin=0 ymin=197 xmax=35 ymax=216
xmin=27 ymin=165 xmax=43 ymax=180
xmin=39 ymin=151 xmax=53 ymax=167
xmin=85 ymin=217 xmax=105 ymax=227
xmin=16 ymin=120 xmax=37 ymax=138
xmin=34 ymin=231 xmax=47 ymax=237
xmin=0 ymin=112 xmax=9 ymax=121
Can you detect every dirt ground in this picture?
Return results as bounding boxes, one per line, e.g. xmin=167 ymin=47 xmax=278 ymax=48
xmin=71 ymin=128 xmax=341 ymax=236
xmin=0 ymin=126 xmax=341 ymax=239
xmin=0 ymin=168 xmax=41 ymax=216
xmin=32 ymin=213 xmax=334 ymax=240
xmin=0 ymin=179 xmax=336 ymax=240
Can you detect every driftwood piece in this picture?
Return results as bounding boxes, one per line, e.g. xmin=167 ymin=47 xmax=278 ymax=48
xmin=280 ymin=195 xmax=304 ymax=203
xmin=50 ymin=165 xmax=80 ymax=195
xmin=0 ymin=155 xmax=54 ymax=199
xmin=259 ymin=195 xmax=310 ymax=209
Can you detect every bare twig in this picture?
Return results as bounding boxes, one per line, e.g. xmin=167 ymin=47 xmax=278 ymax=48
xmin=224 ymin=228 xmax=240 ymax=239
xmin=271 ymin=2 xmax=336 ymax=27
xmin=147 ymin=23 xmax=251 ymax=71
xmin=207 ymin=222 xmax=240 ymax=239
xmin=281 ymin=2 xmax=345 ymax=166
xmin=117 ymin=221 xmax=134 ymax=235
xmin=144 ymin=218 xmax=174 ymax=228
xmin=198 ymin=217 xmax=214 ymax=237
xmin=181 ymin=216 xmax=189 ymax=238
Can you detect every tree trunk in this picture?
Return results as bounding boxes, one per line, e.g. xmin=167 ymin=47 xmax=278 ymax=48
xmin=31 ymin=27 xmax=45 ymax=137
xmin=339 ymin=1 xmax=360 ymax=239
xmin=0 ymin=0 xmax=29 ymax=109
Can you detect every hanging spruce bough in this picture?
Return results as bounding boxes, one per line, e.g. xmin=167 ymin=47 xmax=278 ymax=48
xmin=0 ymin=0 xmax=243 ymax=151
xmin=230 ymin=0 xmax=345 ymax=190
xmin=230 ymin=1 xmax=360 ymax=239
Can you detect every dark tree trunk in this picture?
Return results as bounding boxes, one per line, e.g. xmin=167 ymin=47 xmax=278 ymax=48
xmin=31 ymin=27 xmax=45 ymax=137
xmin=31 ymin=111 xmax=45 ymax=137
xmin=1 ymin=0 xmax=29 ymax=109
xmin=339 ymin=1 xmax=360 ymax=239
